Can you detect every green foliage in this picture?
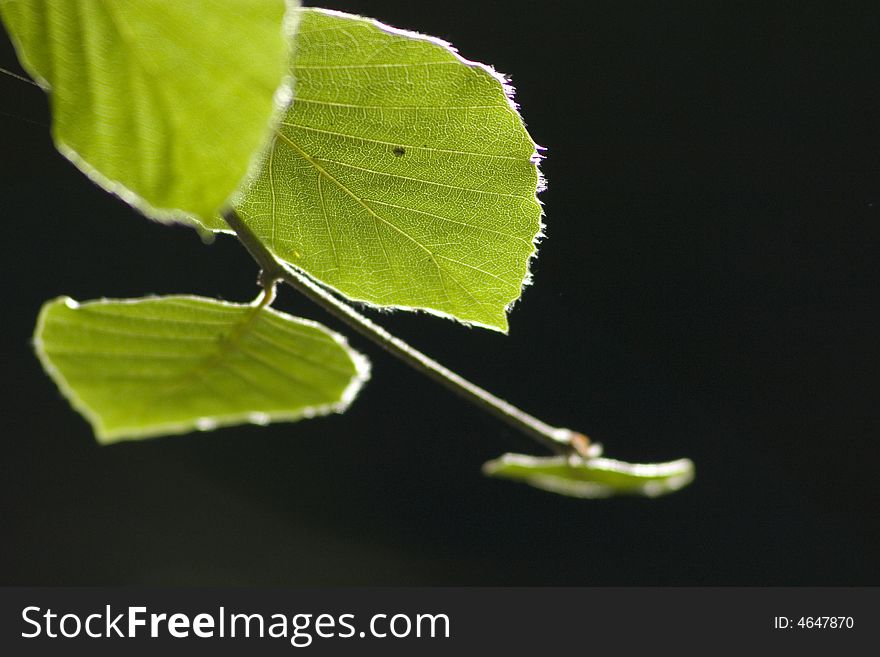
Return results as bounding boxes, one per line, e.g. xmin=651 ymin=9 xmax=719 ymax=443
xmin=1 ymin=3 xmax=694 ymax=498
xmin=483 ymin=453 xmax=695 ymax=498
xmin=34 ymin=295 xmax=369 ymax=443
xmin=235 ymin=9 xmax=543 ymax=331
xmin=0 ymin=0 xmax=298 ymax=227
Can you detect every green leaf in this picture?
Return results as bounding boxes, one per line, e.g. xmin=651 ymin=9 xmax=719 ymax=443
xmin=235 ymin=8 xmax=544 ymax=332
xmin=0 ymin=0 xmax=299 ymax=228
xmin=482 ymin=453 xmax=695 ymax=498
xmin=33 ymin=295 xmax=370 ymax=443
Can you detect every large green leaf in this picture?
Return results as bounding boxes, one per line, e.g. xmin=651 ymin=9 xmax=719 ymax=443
xmin=483 ymin=453 xmax=695 ymax=498
xmin=0 ymin=0 xmax=298 ymax=228
xmin=235 ymin=8 xmax=544 ymax=332
xmin=34 ymin=295 xmax=370 ymax=443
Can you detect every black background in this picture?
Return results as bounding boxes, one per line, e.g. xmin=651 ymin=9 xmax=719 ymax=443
xmin=1 ymin=1 xmax=877 ymax=585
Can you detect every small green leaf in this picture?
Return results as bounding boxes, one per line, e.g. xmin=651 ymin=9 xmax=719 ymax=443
xmin=34 ymin=295 xmax=370 ymax=443
xmin=0 ymin=0 xmax=299 ymax=227
xmin=483 ymin=453 xmax=695 ymax=498
xmin=235 ymin=8 xmax=544 ymax=331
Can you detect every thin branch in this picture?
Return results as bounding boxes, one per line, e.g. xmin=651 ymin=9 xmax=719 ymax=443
xmin=0 ymin=65 xmax=40 ymax=87
xmin=222 ymin=208 xmax=589 ymax=456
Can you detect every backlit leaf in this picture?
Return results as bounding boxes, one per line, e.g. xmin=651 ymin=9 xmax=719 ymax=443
xmin=0 ymin=0 xmax=298 ymax=227
xmin=483 ymin=453 xmax=695 ymax=498
xmin=235 ymin=8 xmax=544 ymax=331
xmin=34 ymin=295 xmax=370 ymax=443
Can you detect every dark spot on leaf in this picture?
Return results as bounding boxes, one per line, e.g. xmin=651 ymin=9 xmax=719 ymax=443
xmin=392 ymin=146 xmax=406 ymax=157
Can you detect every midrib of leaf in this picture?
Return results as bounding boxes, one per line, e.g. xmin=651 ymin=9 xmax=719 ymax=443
xmin=267 ymin=137 xmax=279 ymax=252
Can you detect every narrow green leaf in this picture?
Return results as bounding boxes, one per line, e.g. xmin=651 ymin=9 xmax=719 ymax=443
xmin=33 ymin=295 xmax=370 ymax=443
xmin=483 ymin=453 xmax=695 ymax=498
xmin=235 ymin=8 xmax=544 ymax=332
xmin=0 ymin=0 xmax=299 ymax=227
